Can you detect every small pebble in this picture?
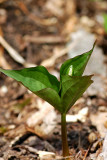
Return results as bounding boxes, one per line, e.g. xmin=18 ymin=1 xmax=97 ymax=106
xmin=88 ymin=132 xmax=97 ymax=143
xmin=0 ymin=8 xmax=7 ymax=24
xmin=1 ymin=85 xmax=8 ymax=93
xmin=38 ymin=151 xmax=55 ymax=160
xmin=98 ymin=106 xmax=107 ymax=112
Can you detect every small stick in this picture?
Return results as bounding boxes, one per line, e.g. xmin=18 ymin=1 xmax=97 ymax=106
xmin=24 ymin=35 xmax=66 ymax=44
xmin=82 ymin=146 xmax=90 ymax=160
xmin=0 ymin=35 xmax=25 ymax=64
xmin=17 ymin=1 xmax=57 ymax=26
xmin=41 ymin=41 xmax=76 ymax=67
xmin=0 ymin=27 xmax=11 ymax=69
xmin=0 ymin=36 xmax=36 ymax=67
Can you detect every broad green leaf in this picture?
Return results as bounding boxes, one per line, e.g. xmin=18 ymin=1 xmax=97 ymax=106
xmin=61 ymin=75 xmax=93 ymax=113
xmin=0 ymin=66 xmax=60 ymax=93
xmin=60 ymin=75 xmax=81 ymax=97
xmin=0 ymin=42 xmax=95 ymax=115
xmin=36 ymin=88 xmax=62 ymax=113
xmin=0 ymin=66 xmax=63 ymax=112
xmin=60 ymin=42 xmax=95 ymax=78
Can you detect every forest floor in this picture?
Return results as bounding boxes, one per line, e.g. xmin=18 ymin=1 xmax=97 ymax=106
xmin=0 ymin=0 xmax=107 ymax=159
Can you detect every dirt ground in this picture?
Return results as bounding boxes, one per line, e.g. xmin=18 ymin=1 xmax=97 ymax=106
xmin=0 ymin=0 xmax=107 ymax=159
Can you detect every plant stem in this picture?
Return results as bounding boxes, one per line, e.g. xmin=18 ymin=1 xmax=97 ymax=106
xmin=61 ymin=113 xmax=70 ymax=159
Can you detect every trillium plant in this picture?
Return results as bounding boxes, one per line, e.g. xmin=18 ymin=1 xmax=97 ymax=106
xmin=0 ymin=42 xmax=95 ymax=159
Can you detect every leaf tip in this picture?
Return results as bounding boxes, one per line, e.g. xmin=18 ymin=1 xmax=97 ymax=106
xmin=93 ymin=40 xmax=97 ymax=48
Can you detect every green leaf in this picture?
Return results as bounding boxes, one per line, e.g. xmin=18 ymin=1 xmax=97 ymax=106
xmin=0 ymin=66 xmax=60 ymax=93
xmin=0 ymin=66 xmax=62 ymax=112
xmin=61 ymin=75 xmax=93 ymax=113
xmin=36 ymin=88 xmax=62 ymax=113
xmin=60 ymin=42 xmax=95 ymax=78
xmin=0 ymin=42 xmax=95 ymax=115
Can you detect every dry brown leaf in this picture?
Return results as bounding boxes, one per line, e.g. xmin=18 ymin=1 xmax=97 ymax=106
xmin=26 ymin=101 xmax=57 ymax=138
xmin=90 ymin=112 xmax=107 ymax=138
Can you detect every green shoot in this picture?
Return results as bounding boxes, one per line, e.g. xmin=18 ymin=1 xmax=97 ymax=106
xmin=103 ymin=13 xmax=107 ymax=33
xmin=0 ymin=42 xmax=95 ymax=159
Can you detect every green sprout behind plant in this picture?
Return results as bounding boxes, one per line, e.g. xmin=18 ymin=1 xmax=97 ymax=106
xmin=0 ymin=42 xmax=95 ymax=159
xmin=103 ymin=13 xmax=107 ymax=33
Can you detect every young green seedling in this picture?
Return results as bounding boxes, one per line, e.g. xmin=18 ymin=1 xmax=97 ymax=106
xmin=0 ymin=42 xmax=95 ymax=159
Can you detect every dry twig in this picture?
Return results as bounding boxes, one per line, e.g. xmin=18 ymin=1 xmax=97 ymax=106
xmin=0 ymin=35 xmax=25 ymax=65
xmin=0 ymin=35 xmax=36 ymax=67
xmin=0 ymin=27 xmax=11 ymax=69
xmin=24 ymin=35 xmax=66 ymax=44
xmin=41 ymin=41 xmax=76 ymax=67
xmin=17 ymin=1 xmax=57 ymax=26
